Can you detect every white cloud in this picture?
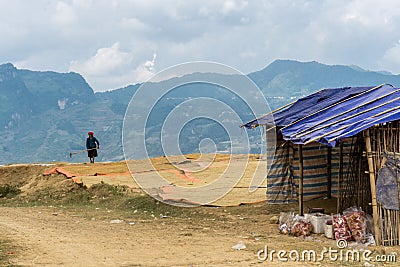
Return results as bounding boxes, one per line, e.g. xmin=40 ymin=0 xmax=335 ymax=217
xmin=69 ymin=42 xmax=132 ymax=76
xmin=51 ymin=1 xmax=77 ymax=26
xmin=119 ymin=17 xmax=152 ymax=32
xmin=222 ymin=0 xmax=248 ymax=15
xmin=134 ymin=53 xmax=157 ymax=82
xmin=72 ymin=0 xmax=93 ymax=8
xmin=68 ymin=43 xmax=159 ymax=90
xmin=381 ymin=42 xmax=400 ymax=73
xmin=144 ymin=53 xmax=157 ymax=72
xmin=3 ymin=0 xmax=400 ymax=91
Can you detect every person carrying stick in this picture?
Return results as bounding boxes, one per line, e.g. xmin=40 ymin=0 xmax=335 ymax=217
xmin=86 ymin=131 xmax=100 ymax=163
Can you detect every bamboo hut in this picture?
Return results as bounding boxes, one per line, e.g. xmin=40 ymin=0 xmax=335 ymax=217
xmin=241 ymin=83 xmax=400 ymax=246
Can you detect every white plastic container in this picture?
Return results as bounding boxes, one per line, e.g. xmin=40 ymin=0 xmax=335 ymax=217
xmin=310 ymin=214 xmax=331 ymax=234
xmin=324 ymin=223 xmax=333 ymax=239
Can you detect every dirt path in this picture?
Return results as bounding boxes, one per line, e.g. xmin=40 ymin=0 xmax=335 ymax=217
xmin=3 ymin=205 xmax=399 ymax=267
xmin=0 ymin=206 xmax=273 ymax=267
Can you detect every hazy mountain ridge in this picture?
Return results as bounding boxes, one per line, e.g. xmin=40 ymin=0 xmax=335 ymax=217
xmin=1 ymin=60 xmax=400 ymax=164
xmin=249 ymin=60 xmax=400 ymax=97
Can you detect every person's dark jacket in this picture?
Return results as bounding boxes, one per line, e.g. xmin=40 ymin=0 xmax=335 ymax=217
xmin=86 ymin=137 xmax=100 ymax=149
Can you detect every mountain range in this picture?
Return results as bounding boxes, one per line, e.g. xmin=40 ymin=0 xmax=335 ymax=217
xmin=1 ymin=60 xmax=400 ymax=164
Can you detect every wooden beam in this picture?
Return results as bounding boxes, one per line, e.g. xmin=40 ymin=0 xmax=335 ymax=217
xmin=365 ymin=129 xmax=381 ymax=245
xmin=298 ymin=144 xmax=304 ymax=216
xmin=327 ymin=146 xmax=332 ymax=199
xmin=337 ymin=142 xmax=343 ymax=213
xmin=393 ymin=122 xmax=400 ymax=245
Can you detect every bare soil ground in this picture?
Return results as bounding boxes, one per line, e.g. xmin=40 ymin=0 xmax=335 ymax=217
xmin=0 ymin=158 xmax=399 ymax=266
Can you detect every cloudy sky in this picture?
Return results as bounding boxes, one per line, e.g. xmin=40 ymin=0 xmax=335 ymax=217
xmin=1 ymin=0 xmax=400 ymax=91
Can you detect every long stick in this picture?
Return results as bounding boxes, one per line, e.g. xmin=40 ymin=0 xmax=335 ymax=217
xmin=69 ymin=147 xmax=98 ymax=158
xmin=281 ymin=84 xmax=389 ymax=130
xmin=327 ymin=146 xmax=332 ymax=199
xmin=298 ymin=144 xmax=304 ymax=216
xmin=396 ymin=122 xmax=400 ymax=244
xmin=365 ymin=129 xmax=381 ymax=245
xmin=337 ymin=142 xmax=343 ymax=213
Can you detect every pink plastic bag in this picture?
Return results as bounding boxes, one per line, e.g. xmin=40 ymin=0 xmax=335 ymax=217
xmin=333 ymin=213 xmax=353 ymax=241
xmin=343 ymin=207 xmax=367 ymax=243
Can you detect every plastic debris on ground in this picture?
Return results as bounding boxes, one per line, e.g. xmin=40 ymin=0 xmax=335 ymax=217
xmin=110 ymin=219 xmax=124 ymax=224
xmin=232 ymin=241 xmax=246 ymax=250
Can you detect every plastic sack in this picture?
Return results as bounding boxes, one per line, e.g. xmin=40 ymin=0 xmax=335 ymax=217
xmin=343 ymin=206 xmax=367 ymax=243
xmin=279 ymin=210 xmax=295 ymax=235
xmin=363 ymin=233 xmax=376 ymax=246
xmin=290 ymin=216 xmax=313 ymax=237
xmin=333 ymin=213 xmax=353 ymax=241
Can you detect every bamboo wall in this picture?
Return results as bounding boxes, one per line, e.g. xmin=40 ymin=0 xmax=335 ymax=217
xmin=368 ymin=123 xmax=400 ymax=246
xmin=339 ymin=135 xmax=372 ymax=214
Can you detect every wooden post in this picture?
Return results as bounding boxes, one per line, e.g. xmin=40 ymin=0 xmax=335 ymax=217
xmin=327 ymin=146 xmax=332 ymax=199
xmin=337 ymin=142 xmax=343 ymax=213
xmin=298 ymin=144 xmax=304 ymax=216
xmin=365 ymin=129 xmax=381 ymax=245
xmin=395 ymin=122 xmax=400 ymax=245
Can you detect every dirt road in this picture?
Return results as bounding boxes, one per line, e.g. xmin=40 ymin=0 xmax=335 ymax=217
xmin=0 ymin=206 xmax=272 ymax=266
xmin=3 ymin=204 xmax=399 ymax=267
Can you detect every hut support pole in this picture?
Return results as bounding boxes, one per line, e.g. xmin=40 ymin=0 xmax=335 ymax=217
xmin=298 ymin=144 xmax=304 ymax=216
xmin=365 ymin=130 xmax=381 ymax=245
xmin=327 ymin=146 xmax=332 ymax=199
xmin=337 ymin=143 xmax=343 ymax=213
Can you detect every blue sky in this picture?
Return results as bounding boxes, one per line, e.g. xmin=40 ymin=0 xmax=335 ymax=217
xmin=1 ymin=0 xmax=400 ymax=91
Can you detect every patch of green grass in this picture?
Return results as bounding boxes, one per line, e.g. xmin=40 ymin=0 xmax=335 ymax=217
xmin=0 ymin=182 xmax=220 ymax=222
xmin=0 ymin=183 xmax=128 ymax=206
xmin=0 ymin=185 xmax=21 ymax=198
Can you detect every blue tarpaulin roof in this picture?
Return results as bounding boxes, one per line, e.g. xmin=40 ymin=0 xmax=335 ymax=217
xmin=242 ymin=84 xmax=400 ymax=147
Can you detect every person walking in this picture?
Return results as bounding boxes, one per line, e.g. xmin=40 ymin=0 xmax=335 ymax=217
xmin=86 ymin=131 xmax=100 ymax=163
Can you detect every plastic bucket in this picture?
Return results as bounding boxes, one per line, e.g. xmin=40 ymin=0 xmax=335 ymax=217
xmin=324 ymin=223 xmax=333 ymax=239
